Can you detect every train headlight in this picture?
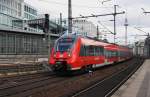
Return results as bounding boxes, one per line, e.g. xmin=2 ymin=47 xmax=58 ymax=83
xmin=68 ymin=52 xmax=71 ymax=57
xmin=54 ymin=53 xmax=56 ymax=57
xmin=67 ymin=49 xmax=71 ymax=57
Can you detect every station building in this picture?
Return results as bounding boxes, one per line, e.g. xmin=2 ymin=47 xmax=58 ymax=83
xmin=0 ymin=0 xmax=65 ymax=62
xmin=133 ymin=40 xmax=145 ymax=56
xmin=144 ymin=36 xmax=150 ymax=58
xmin=72 ymin=19 xmax=97 ymax=37
xmin=133 ymin=37 xmax=150 ymax=58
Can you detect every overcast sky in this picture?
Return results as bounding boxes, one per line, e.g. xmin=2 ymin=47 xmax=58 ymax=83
xmin=25 ymin=0 xmax=150 ymax=44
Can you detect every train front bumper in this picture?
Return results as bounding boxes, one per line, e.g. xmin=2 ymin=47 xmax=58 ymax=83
xmin=52 ymin=61 xmax=71 ymax=71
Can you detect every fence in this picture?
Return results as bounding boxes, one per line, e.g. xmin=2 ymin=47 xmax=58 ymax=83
xmin=0 ymin=29 xmax=56 ymax=63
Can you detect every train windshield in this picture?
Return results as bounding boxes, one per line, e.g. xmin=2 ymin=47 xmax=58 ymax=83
xmin=55 ymin=38 xmax=75 ymax=52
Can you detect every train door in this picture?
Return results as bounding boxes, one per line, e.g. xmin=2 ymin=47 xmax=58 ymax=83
xmin=104 ymin=49 xmax=109 ymax=64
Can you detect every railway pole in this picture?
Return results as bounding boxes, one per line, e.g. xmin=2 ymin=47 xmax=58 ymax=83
xmin=113 ymin=5 xmax=117 ymax=44
xmin=60 ymin=13 xmax=63 ymax=36
xmin=68 ymin=0 xmax=72 ymax=33
xmin=97 ymin=25 xmax=99 ymax=39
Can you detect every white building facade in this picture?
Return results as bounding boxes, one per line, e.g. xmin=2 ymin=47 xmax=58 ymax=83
xmin=23 ymin=3 xmax=42 ymax=32
xmin=72 ymin=19 xmax=97 ymax=37
xmin=0 ymin=0 xmax=24 ymax=28
xmin=24 ymin=3 xmax=37 ymax=20
xmin=133 ymin=40 xmax=145 ymax=56
xmin=0 ymin=0 xmax=41 ymax=32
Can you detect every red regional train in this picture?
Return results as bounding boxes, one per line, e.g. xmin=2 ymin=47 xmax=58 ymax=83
xmin=49 ymin=34 xmax=132 ymax=72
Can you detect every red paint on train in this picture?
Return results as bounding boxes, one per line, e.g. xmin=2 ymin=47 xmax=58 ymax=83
xmin=49 ymin=35 xmax=132 ymax=71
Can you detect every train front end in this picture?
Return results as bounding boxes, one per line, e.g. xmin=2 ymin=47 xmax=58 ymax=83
xmin=49 ymin=36 xmax=78 ymax=72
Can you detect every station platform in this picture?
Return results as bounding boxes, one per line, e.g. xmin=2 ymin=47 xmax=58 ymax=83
xmin=111 ymin=59 xmax=150 ymax=97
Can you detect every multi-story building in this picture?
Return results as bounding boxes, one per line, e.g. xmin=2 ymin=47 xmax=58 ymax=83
xmin=23 ymin=3 xmax=42 ymax=32
xmin=0 ymin=0 xmax=24 ymax=28
xmin=0 ymin=0 xmax=42 ymax=32
xmin=0 ymin=0 xmax=62 ymax=61
xmin=24 ymin=3 xmax=37 ymax=20
xmin=72 ymin=19 xmax=97 ymax=37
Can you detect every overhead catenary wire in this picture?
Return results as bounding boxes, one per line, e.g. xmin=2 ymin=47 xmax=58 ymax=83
xmin=98 ymin=21 xmax=114 ymax=34
xmin=38 ymin=0 xmax=112 ymax=9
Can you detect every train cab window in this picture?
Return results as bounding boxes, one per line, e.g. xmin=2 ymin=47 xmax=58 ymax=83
xmin=55 ymin=38 xmax=75 ymax=52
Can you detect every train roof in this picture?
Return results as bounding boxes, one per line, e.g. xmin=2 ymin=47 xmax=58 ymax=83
xmin=59 ymin=34 xmax=130 ymax=50
xmin=80 ymin=37 xmax=111 ymax=46
xmin=59 ymin=34 xmax=116 ymax=46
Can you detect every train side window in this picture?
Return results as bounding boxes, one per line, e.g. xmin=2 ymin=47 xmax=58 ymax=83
xmin=110 ymin=51 xmax=112 ymax=57
xmin=94 ymin=46 xmax=98 ymax=56
xmin=110 ymin=51 xmax=113 ymax=57
xmin=94 ymin=46 xmax=104 ymax=56
xmin=107 ymin=51 xmax=109 ymax=58
xmin=85 ymin=46 xmax=89 ymax=56
xmin=109 ymin=51 xmax=111 ymax=57
xmin=105 ymin=50 xmax=109 ymax=58
xmin=99 ymin=47 xmax=104 ymax=56
xmin=116 ymin=51 xmax=118 ymax=57
xmin=89 ymin=45 xmax=94 ymax=56
xmin=112 ymin=51 xmax=116 ymax=57
xmin=99 ymin=48 xmax=101 ymax=56
xmin=118 ymin=51 xmax=120 ymax=57
xmin=104 ymin=50 xmax=107 ymax=57
xmin=94 ymin=46 xmax=96 ymax=56
xmin=80 ymin=45 xmax=85 ymax=56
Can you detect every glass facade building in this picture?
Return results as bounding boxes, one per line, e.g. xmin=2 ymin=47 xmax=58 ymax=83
xmin=23 ymin=3 xmax=41 ymax=32
xmin=0 ymin=0 xmax=46 ymax=56
xmin=0 ymin=0 xmax=23 ymax=28
xmin=0 ymin=0 xmax=60 ymax=57
xmin=24 ymin=3 xmax=37 ymax=20
xmin=0 ymin=0 xmax=40 ymax=32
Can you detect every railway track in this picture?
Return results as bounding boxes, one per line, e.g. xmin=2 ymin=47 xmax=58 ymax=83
xmin=28 ymin=58 xmax=140 ymax=97
xmin=0 ymin=72 xmax=67 ymax=97
xmin=0 ymin=57 xmax=144 ymax=97
xmin=0 ymin=64 xmax=46 ymax=74
xmin=0 ymin=72 xmax=53 ymax=88
xmin=1 ymin=72 xmax=52 ymax=82
xmin=71 ymin=57 xmax=144 ymax=97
